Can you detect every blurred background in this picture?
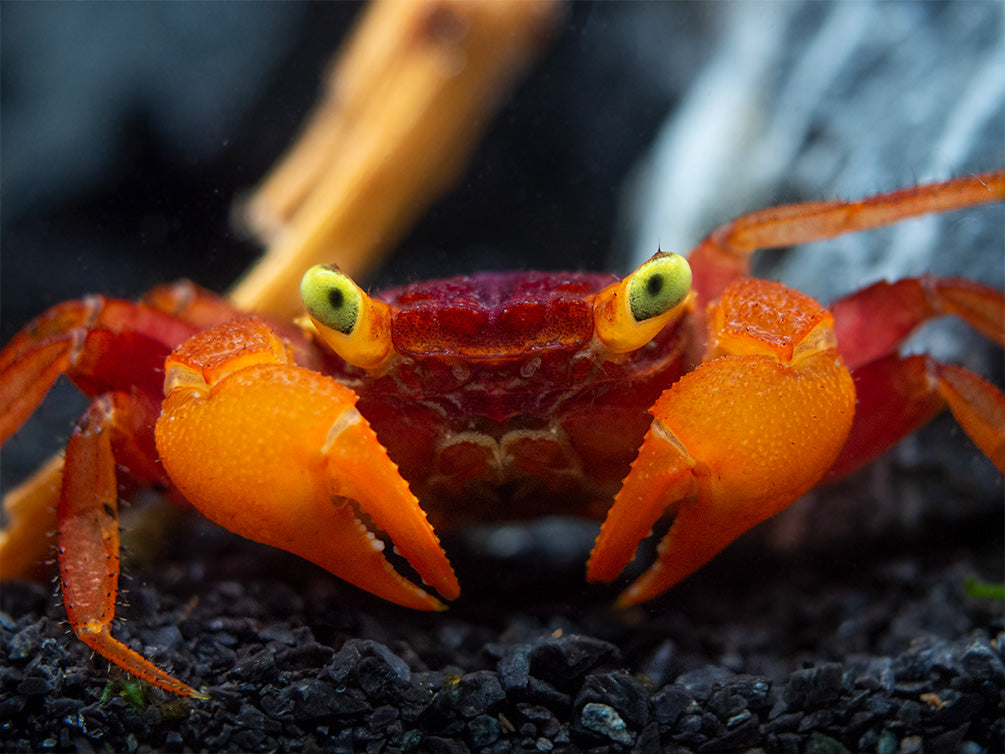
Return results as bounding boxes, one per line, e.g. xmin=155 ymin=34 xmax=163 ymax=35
xmin=2 ymin=2 xmax=1003 ymax=519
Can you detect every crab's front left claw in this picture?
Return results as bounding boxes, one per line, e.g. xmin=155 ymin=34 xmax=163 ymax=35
xmin=154 ymin=318 xmax=458 ymax=610
xmin=587 ymin=279 xmax=857 ymax=606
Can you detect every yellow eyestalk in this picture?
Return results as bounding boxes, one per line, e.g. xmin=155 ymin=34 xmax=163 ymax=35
xmin=300 ymin=264 xmax=393 ymax=369
xmin=593 ymin=251 xmax=693 ymax=353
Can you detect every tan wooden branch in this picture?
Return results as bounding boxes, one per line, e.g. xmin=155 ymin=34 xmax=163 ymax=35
xmin=231 ymin=0 xmax=562 ymax=319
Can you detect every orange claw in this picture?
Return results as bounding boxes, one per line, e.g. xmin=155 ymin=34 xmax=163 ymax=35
xmin=154 ymin=318 xmax=459 ymax=611
xmin=587 ymin=279 xmax=856 ymax=605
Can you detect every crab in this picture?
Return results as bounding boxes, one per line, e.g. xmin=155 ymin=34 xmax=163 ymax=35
xmin=1 ymin=167 xmax=1003 ymax=699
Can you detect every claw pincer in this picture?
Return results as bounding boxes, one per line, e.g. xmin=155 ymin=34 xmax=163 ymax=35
xmin=588 ymin=279 xmax=856 ymax=605
xmin=154 ymin=319 xmax=459 ymax=611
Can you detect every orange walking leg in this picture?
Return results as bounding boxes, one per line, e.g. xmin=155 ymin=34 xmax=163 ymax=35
xmin=1 ymin=283 xmax=245 ymax=581
xmin=686 ymin=170 xmax=1005 ymax=306
xmin=822 ymin=275 xmax=1004 ymax=478
xmin=58 ymin=397 xmax=204 ymax=698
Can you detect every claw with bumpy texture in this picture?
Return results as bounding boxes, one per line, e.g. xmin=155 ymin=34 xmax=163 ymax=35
xmin=154 ymin=318 xmax=459 ymax=611
xmin=587 ymin=279 xmax=856 ymax=605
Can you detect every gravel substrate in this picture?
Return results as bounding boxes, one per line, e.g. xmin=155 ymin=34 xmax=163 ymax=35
xmin=1 ymin=475 xmax=1002 ymax=753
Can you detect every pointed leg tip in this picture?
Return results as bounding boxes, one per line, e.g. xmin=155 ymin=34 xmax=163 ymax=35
xmin=181 ymin=685 xmax=210 ymax=701
xmin=425 ymin=560 xmax=461 ymax=603
xmin=613 ymin=560 xmax=689 ymax=609
xmin=613 ymin=581 xmax=654 ymax=609
xmin=387 ymin=575 xmax=454 ymax=612
xmin=612 ymin=592 xmax=637 ymax=610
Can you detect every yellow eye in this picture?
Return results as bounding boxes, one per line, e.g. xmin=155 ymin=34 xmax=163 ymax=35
xmin=626 ymin=252 xmax=692 ymax=323
xmin=300 ymin=264 xmax=392 ymax=369
xmin=594 ymin=251 xmax=693 ymax=353
xmin=301 ymin=265 xmax=361 ymax=335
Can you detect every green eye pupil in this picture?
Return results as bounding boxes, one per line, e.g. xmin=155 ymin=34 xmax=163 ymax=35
xmin=328 ymin=287 xmax=345 ymax=310
xmin=646 ymin=274 xmax=664 ymax=296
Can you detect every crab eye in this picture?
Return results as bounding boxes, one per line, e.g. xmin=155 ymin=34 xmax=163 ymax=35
xmin=300 ymin=264 xmax=393 ymax=369
xmin=301 ymin=265 xmax=361 ymax=335
xmin=627 ymin=252 xmax=692 ymax=323
xmin=593 ymin=251 xmax=693 ymax=353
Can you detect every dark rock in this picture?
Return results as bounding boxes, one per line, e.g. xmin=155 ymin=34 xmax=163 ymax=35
xmin=520 ymin=677 xmax=573 ymax=710
xmin=925 ymin=726 xmax=968 ymax=754
xmin=276 ymin=641 xmax=335 ymax=671
xmin=652 ymin=684 xmax=694 ymax=728
xmin=455 ymin=670 xmax=506 ymax=718
xmin=634 ymin=722 xmax=662 ymax=754
xmin=498 ymin=643 xmax=531 ymax=692
xmin=579 ymin=702 xmax=633 ymax=745
xmin=797 ymin=707 xmax=837 ymax=732
xmin=528 ymin=634 xmax=619 ymax=689
xmin=290 ymin=678 xmax=371 ymax=721
xmin=897 ymin=698 xmax=923 ymax=726
xmin=260 ymin=689 xmax=294 ymax=720
xmin=670 ymin=711 xmax=705 ymax=747
xmin=225 ymin=647 xmax=277 ymax=684
xmin=15 ymin=675 xmax=51 ymax=696
xmin=783 ymin=663 xmax=843 ymax=709
xmin=234 ymin=702 xmax=266 ymax=732
xmin=930 ymin=689 xmax=986 ymax=728
xmin=164 ymin=730 xmax=184 ymax=752
xmin=847 ymin=656 xmax=895 ymax=693
xmin=230 ymin=727 xmax=267 ymax=751
xmin=721 ymin=675 xmax=771 ymax=709
xmin=697 ymin=714 xmax=760 ymax=753
xmin=467 ymin=713 xmax=500 ymax=748
xmin=421 ymin=735 xmax=469 ymax=754
xmin=574 ymin=672 xmax=650 ymax=728
xmin=675 ymin=666 xmax=735 ymax=701
xmin=960 ymin=636 xmax=1005 ymax=685
xmin=804 ymin=732 xmax=851 ymax=754
xmin=763 ymin=711 xmax=802 ymax=734
xmin=641 ymin=639 xmax=679 ymax=687
xmin=708 ymin=684 xmax=748 ymax=720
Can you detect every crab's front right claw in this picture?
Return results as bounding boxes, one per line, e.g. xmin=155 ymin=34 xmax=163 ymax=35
xmin=587 ymin=279 xmax=857 ymax=606
xmin=154 ymin=319 xmax=458 ymax=611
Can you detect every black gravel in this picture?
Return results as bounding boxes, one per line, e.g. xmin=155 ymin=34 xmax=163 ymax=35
xmin=2 ymin=480 xmax=1002 ymax=753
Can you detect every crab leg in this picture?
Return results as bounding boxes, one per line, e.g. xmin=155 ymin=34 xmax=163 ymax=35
xmin=155 ymin=318 xmax=458 ymax=610
xmin=0 ymin=297 xmax=211 ymax=444
xmin=830 ymin=277 xmax=1004 ymax=369
xmin=0 ymin=283 xmax=247 ymax=579
xmin=0 ymin=298 xmax=191 ymax=578
xmin=587 ymin=279 xmax=856 ymax=605
xmin=59 ymin=396 xmax=204 ymax=698
xmin=825 ymin=276 xmax=1005 ymax=477
xmin=0 ymin=456 xmax=63 ymax=580
xmin=687 ymin=170 xmax=1005 ymax=305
